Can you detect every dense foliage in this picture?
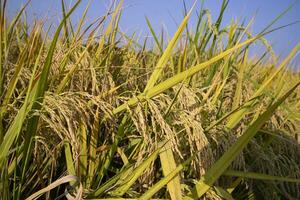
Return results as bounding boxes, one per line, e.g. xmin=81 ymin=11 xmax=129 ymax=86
xmin=0 ymin=0 xmax=299 ymax=199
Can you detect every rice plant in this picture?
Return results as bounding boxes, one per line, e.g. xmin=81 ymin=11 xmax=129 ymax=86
xmin=0 ymin=0 xmax=299 ymax=199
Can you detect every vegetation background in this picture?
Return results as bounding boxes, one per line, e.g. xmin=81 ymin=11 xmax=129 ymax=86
xmin=0 ymin=0 xmax=300 ymax=199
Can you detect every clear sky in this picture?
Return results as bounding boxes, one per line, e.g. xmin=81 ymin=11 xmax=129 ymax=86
xmin=7 ymin=0 xmax=300 ymax=68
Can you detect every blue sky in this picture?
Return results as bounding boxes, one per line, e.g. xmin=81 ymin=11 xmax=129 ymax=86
xmin=7 ymin=0 xmax=300 ymax=68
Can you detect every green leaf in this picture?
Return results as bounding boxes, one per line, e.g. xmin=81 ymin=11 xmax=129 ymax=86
xmin=143 ymin=2 xmax=196 ymax=92
xmin=109 ymin=143 xmax=165 ymax=196
xmin=214 ymin=186 xmax=234 ymax=200
xmin=139 ymin=157 xmax=192 ymax=200
xmin=159 ymin=142 xmax=182 ymax=200
xmin=145 ymin=16 xmax=163 ymax=54
xmin=223 ymin=169 xmax=300 ymax=183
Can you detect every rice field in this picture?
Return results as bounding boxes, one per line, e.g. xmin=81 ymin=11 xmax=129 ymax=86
xmin=0 ymin=0 xmax=300 ymax=199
